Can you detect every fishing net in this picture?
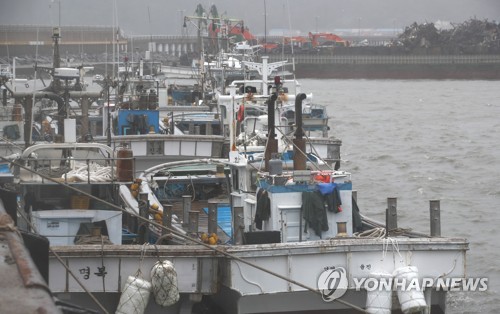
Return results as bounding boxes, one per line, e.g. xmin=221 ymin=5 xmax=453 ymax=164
xmin=151 ymin=260 xmax=180 ymax=307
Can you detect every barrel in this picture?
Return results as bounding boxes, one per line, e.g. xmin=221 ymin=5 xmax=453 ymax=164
xmin=116 ymin=144 xmax=134 ymax=182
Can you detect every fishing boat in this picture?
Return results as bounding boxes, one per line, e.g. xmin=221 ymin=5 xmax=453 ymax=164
xmin=1 ymin=80 xmax=469 ymax=313
xmin=1 ymin=137 xmax=223 ymax=313
xmin=1 ymin=34 xmax=228 ymax=175
xmin=216 ymin=56 xmax=341 ymax=168
xmin=66 ymin=58 xmax=229 ymax=173
xmin=119 ymin=83 xmax=468 ymax=313
xmin=1 ymin=44 xmax=469 ymax=312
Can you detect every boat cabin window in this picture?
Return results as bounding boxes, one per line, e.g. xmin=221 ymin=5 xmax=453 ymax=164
xmin=147 ymin=141 xmax=164 ymax=155
xmin=24 ymin=184 xmax=115 ymax=211
xmin=176 ymin=122 xmax=222 ymax=135
xmin=3 ymin=124 xmax=20 ymax=140
xmin=240 ymin=85 xmax=257 ymax=94
xmin=310 ymin=108 xmax=324 ymax=118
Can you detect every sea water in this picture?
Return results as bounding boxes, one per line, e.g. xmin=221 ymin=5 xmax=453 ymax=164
xmin=300 ymin=79 xmax=500 ymax=313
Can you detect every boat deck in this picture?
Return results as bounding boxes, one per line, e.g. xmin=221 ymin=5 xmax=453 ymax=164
xmin=167 ymin=197 xmax=231 ymax=244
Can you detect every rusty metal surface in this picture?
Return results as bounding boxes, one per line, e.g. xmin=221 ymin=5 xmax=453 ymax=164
xmin=0 ymin=203 xmax=61 ymax=314
xmin=50 ymin=243 xmax=218 ymax=257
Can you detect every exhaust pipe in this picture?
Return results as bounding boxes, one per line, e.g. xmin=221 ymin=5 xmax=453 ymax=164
xmin=264 ymin=94 xmax=278 ymax=172
xmin=293 ymin=93 xmax=307 ymax=171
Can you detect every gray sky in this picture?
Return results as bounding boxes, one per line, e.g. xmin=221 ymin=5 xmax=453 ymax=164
xmin=1 ymin=0 xmax=499 ymax=36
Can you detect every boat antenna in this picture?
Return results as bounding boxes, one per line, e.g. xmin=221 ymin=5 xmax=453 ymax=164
xmin=263 ymin=0 xmax=267 ymax=53
xmin=148 ymin=5 xmax=153 ymax=76
xmin=29 ymin=27 xmax=40 ymax=146
xmin=112 ymin=0 xmax=116 ymax=78
xmin=285 ymin=0 xmax=296 ymax=82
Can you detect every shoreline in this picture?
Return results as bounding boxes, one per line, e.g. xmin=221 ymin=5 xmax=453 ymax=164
xmin=4 ymin=51 xmax=500 ymax=80
xmin=294 ymin=63 xmax=500 ymax=80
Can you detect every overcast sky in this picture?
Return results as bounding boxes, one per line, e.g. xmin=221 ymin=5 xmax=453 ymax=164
xmin=1 ymin=0 xmax=499 ymax=36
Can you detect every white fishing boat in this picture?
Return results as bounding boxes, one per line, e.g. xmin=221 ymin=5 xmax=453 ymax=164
xmin=1 ymin=21 xmax=468 ymax=311
xmin=7 ymin=139 xmax=222 ymax=313
xmin=217 ymin=56 xmax=341 ymax=168
xmin=118 ymin=84 xmax=468 ymax=313
xmin=2 ymin=78 xmax=469 ymax=314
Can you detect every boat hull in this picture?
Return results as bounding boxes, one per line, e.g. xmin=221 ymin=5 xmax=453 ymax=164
xmin=48 ymin=237 xmax=467 ymax=313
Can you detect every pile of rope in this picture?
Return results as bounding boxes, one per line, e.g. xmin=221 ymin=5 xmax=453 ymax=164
xmin=354 ymin=227 xmax=413 ymax=238
xmin=64 ymin=163 xmax=115 ymax=182
xmin=354 ymin=227 xmax=386 ymax=238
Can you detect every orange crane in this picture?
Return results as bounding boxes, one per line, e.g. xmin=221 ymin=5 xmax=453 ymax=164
xmin=308 ymin=32 xmax=349 ymax=48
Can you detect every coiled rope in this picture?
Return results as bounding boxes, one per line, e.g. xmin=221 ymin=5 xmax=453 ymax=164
xmin=64 ymin=162 xmax=114 ymax=182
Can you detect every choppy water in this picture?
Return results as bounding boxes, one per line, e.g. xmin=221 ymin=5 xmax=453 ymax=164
xmin=300 ymin=79 xmax=500 ymax=313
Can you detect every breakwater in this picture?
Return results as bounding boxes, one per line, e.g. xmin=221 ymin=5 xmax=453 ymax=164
xmin=270 ymin=54 xmax=500 ymax=79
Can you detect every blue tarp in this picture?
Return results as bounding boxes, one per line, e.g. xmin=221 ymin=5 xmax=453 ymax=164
xmin=203 ymin=205 xmax=232 ymax=237
xmin=0 ymin=164 xmax=10 ymax=173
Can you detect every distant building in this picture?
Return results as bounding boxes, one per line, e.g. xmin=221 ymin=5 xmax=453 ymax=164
xmin=268 ymin=29 xmax=301 ymax=37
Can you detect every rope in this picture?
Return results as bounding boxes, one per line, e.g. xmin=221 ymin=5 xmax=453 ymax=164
xmin=64 ymin=163 xmax=114 ymax=182
xmin=388 ymin=227 xmax=413 ymax=236
xmin=1 ymin=155 xmax=368 ymax=313
xmin=354 ymin=227 xmax=386 ymax=239
xmin=234 ymin=261 xmax=264 ymax=293
xmin=382 ymin=237 xmax=405 ymax=266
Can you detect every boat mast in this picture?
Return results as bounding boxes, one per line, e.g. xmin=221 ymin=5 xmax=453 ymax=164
xmin=51 ymin=26 xmax=65 ymax=137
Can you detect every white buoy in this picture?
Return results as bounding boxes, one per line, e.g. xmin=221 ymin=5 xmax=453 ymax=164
xmin=393 ymin=266 xmax=427 ymax=314
xmin=151 ymin=260 xmax=180 ymax=307
xmin=115 ymin=275 xmax=152 ymax=314
xmin=365 ymin=272 xmax=393 ymax=314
